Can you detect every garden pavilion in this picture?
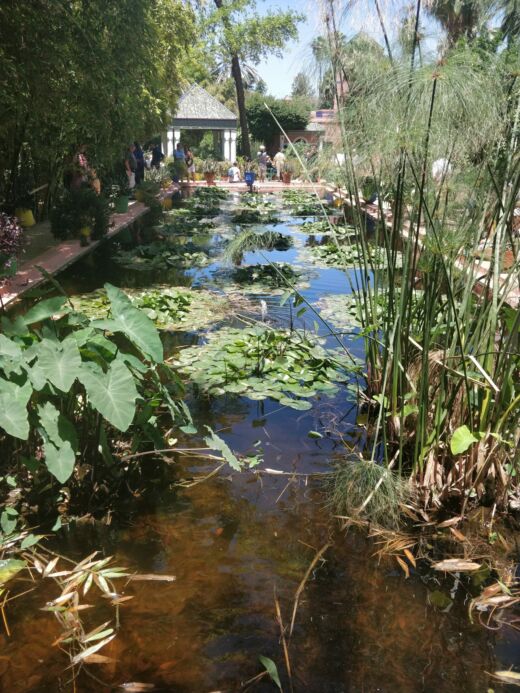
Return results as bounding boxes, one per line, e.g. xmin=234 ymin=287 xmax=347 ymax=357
xmin=162 ymin=84 xmax=238 ymax=161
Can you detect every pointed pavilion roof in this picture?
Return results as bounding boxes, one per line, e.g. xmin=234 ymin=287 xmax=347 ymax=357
xmin=172 ymin=84 xmax=237 ymax=130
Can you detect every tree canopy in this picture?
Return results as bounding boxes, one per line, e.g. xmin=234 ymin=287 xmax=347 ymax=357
xmin=0 ymin=0 xmax=193 ymax=209
xmin=245 ymin=93 xmax=310 ymax=146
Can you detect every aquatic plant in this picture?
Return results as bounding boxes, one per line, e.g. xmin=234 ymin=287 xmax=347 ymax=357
xmin=71 ymin=286 xmax=236 ymax=331
xmin=303 ymin=240 xmax=393 ymax=268
xmin=113 ymin=242 xmax=211 ymax=270
xmin=311 ymin=0 xmax=520 ymax=519
xmin=0 ymin=285 xmax=191 ymax=487
xmin=193 ymin=186 xmax=229 ymax=201
xmin=281 ymin=189 xmax=326 ymax=216
xmin=299 ymin=219 xmax=357 ymax=238
xmin=231 ymin=262 xmax=302 ymax=288
xmin=172 ymin=326 xmax=354 ymax=410
xmin=232 ymin=193 xmax=280 ymax=224
xmin=224 ymin=228 xmax=293 ymax=264
xmin=329 ymin=458 xmax=409 ymax=529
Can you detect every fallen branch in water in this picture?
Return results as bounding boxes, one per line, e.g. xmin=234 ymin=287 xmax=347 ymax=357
xmin=289 ymin=543 xmax=331 ymax=638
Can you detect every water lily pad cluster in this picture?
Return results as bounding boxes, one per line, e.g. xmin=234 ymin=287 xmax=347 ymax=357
xmin=113 ymin=242 xmax=211 ymax=270
xmin=281 ymin=190 xmax=326 ymax=216
xmin=299 ymin=219 xmax=357 ymax=238
xmin=232 ymin=193 xmax=279 ymax=224
xmin=302 ymin=241 xmax=393 ymax=269
xmin=231 ymin=262 xmax=302 ymax=289
xmin=193 ymin=186 xmax=229 ymax=201
xmin=172 ymin=326 xmax=351 ymax=410
xmin=71 ymin=286 xmax=234 ymax=331
xmin=156 ymin=214 xmax=215 ymax=236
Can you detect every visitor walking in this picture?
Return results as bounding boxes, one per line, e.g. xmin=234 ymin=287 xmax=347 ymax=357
xmin=228 ymin=162 xmax=241 ymax=183
xmin=173 ymin=142 xmax=188 ymax=182
xmin=151 ymin=143 xmax=164 ymax=169
xmin=185 ymin=146 xmax=195 ymax=183
xmin=124 ymin=144 xmax=137 ymax=189
xmin=273 ymin=149 xmax=286 ymax=181
xmin=134 ymin=142 xmax=145 ymax=185
xmin=257 ymin=145 xmax=269 ymax=183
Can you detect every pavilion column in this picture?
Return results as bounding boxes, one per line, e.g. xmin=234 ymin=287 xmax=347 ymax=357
xmin=166 ymin=128 xmax=174 ymax=157
xmin=230 ymin=130 xmax=237 ymax=162
xmin=222 ymin=130 xmax=231 ymax=161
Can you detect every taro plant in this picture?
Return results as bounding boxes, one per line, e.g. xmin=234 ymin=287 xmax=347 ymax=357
xmin=172 ymin=325 xmax=357 ymax=411
xmin=0 ymin=284 xmax=192 ymax=488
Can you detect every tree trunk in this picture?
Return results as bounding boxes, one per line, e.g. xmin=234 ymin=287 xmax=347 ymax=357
xmin=214 ymin=0 xmax=251 ymax=158
xmin=231 ymin=55 xmax=251 ymax=158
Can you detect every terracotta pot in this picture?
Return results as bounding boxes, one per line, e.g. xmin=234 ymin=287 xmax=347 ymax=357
xmin=204 ymin=172 xmax=216 ymax=186
xmin=282 ymin=172 xmax=292 ymax=185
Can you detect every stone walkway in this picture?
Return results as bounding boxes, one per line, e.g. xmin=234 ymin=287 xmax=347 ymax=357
xmin=0 ymin=201 xmax=148 ymax=308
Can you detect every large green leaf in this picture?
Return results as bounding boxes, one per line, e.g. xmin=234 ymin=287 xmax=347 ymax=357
xmin=450 ymin=425 xmax=479 ymax=455
xmin=42 ymin=436 xmax=76 ymax=483
xmin=23 ymin=296 xmax=69 ymax=325
xmin=97 ymin=284 xmax=163 ymax=363
xmin=38 ymin=402 xmax=78 ymax=451
xmin=0 ymin=379 xmax=31 ymax=440
xmin=35 ymin=337 xmax=81 ymax=391
xmin=78 ymin=360 xmax=138 ymax=432
xmin=0 ymin=559 xmax=26 ymax=586
xmin=0 ymin=334 xmax=22 ymax=359
xmin=258 ymin=656 xmax=282 ymax=691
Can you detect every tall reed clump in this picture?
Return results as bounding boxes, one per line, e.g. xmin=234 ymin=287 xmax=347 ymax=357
xmin=311 ymin=0 xmax=519 ymax=522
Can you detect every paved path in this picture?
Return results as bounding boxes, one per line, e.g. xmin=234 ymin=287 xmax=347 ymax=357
xmin=0 ymin=202 xmax=148 ymax=308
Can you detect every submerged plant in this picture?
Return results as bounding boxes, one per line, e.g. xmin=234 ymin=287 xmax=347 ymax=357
xmin=172 ymin=326 xmax=355 ymax=410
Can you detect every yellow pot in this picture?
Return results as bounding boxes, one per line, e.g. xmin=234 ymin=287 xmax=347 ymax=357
xmin=15 ymin=208 xmax=35 ymax=227
xmin=79 ymin=226 xmax=92 ymax=238
xmin=134 ymin=190 xmax=145 ymax=202
xmin=162 ymin=197 xmax=173 ymax=210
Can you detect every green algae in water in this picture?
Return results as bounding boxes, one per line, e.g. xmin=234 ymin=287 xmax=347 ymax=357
xmin=172 ymin=325 xmax=354 ymax=410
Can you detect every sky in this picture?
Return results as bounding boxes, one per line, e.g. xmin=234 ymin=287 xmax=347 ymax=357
xmin=254 ymin=0 xmax=443 ymax=98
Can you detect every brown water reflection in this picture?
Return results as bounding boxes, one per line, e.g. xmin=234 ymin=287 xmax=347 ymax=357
xmin=0 ymin=462 xmax=502 ymax=692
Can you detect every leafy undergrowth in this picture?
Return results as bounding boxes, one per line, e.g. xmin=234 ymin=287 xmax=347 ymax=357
xmin=71 ymin=286 xmax=237 ymax=331
xmin=172 ymin=325 xmax=356 ymax=410
xmin=113 ymin=241 xmax=211 ymax=270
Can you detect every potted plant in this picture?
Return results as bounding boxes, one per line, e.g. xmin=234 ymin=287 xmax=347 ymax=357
xmin=14 ymin=191 xmax=36 ymax=228
xmin=134 ymin=179 xmax=161 ymax=202
xmin=203 ymin=160 xmax=217 ymax=186
xmin=50 ymin=186 xmax=109 ymax=243
xmin=0 ymin=213 xmax=24 ymax=278
xmin=282 ymin=161 xmax=295 ymax=185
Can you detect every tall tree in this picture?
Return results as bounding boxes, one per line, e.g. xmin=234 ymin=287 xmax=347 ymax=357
xmin=291 ymin=72 xmax=315 ymax=100
xmin=207 ymin=0 xmax=303 ymax=157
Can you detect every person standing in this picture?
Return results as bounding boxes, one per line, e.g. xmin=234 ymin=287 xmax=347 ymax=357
xmin=151 ymin=143 xmax=164 ymax=169
xmin=124 ymin=144 xmax=137 ymax=189
xmin=134 ymin=142 xmax=145 ymax=185
xmin=257 ymin=145 xmax=269 ymax=183
xmin=273 ymin=149 xmax=286 ymax=181
xmin=185 ymin=146 xmax=195 ymax=183
xmin=173 ymin=142 xmax=188 ymax=182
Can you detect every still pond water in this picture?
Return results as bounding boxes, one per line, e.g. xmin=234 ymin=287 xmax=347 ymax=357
xmin=2 ymin=191 xmax=518 ymax=692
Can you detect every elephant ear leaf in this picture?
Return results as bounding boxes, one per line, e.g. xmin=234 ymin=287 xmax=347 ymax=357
xmin=0 ymin=379 xmax=31 ymax=440
xmin=38 ymin=402 xmax=78 ymax=483
xmin=98 ymin=283 xmax=163 ymax=363
xmin=78 ymin=360 xmax=138 ymax=432
xmin=35 ymin=337 xmax=81 ymax=391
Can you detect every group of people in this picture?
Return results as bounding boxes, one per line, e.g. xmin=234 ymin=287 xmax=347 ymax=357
xmin=257 ymin=145 xmax=286 ymax=182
